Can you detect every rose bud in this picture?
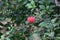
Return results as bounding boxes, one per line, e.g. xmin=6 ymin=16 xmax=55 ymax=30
xmin=27 ymin=16 xmax=35 ymax=23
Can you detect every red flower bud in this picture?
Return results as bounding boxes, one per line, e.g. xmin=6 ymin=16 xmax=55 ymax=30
xmin=27 ymin=16 xmax=35 ymax=23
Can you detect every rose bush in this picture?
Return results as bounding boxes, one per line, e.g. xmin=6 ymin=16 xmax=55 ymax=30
xmin=0 ymin=0 xmax=60 ymax=40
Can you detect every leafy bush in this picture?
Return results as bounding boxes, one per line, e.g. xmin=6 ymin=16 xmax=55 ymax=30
xmin=0 ymin=0 xmax=60 ymax=40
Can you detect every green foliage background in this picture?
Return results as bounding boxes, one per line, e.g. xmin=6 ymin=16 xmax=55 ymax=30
xmin=0 ymin=0 xmax=60 ymax=40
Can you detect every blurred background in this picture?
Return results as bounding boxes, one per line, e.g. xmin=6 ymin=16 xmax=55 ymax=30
xmin=0 ymin=0 xmax=60 ymax=40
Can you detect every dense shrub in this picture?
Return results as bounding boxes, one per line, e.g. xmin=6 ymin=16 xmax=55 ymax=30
xmin=0 ymin=0 xmax=60 ymax=40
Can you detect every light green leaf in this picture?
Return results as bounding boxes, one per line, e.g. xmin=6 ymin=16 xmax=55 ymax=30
xmin=39 ymin=5 xmax=45 ymax=10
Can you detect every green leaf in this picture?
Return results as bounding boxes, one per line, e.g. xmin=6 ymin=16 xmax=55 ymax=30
xmin=51 ymin=18 xmax=57 ymax=23
xmin=5 ymin=37 xmax=11 ymax=40
xmin=39 ymin=21 xmax=53 ymax=29
xmin=55 ymin=37 xmax=60 ymax=40
xmin=39 ymin=5 xmax=45 ymax=10
xmin=26 ymin=3 xmax=33 ymax=8
xmin=29 ymin=33 xmax=41 ymax=40
xmin=38 ymin=1 xmax=44 ymax=4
